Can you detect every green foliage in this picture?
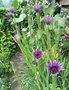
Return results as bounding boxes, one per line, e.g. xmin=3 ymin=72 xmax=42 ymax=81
xmin=12 ymin=0 xmax=69 ymax=90
xmin=20 ymin=66 xmax=38 ymax=90
xmin=0 ymin=10 xmax=16 ymax=75
xmin=19 ymin=56 xmax=69 ymax=90
xmin=12 ymin=0 xmax=19 ymax=8
xmin=0 ymin=75 xmax=9 ymax=90
xmin=0 ymin=0 xmax=69 ymax=90
xmin=0 ymin=28 xmax=15 ymax=74
xmin=0 ymin=6 xmax=17 ymax=89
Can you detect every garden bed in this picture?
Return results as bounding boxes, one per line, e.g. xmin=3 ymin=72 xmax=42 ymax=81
xmin=0 ymin=0 xmax=69 ymax=90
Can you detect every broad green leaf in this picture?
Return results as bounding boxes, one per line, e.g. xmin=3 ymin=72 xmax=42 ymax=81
xmin=13 ymin=13 xmax=26 ymax=23
xmin=22 ymin=28 xmax=27 ymax=32
xmin=54 ymin=15 xmax=65 ymax=28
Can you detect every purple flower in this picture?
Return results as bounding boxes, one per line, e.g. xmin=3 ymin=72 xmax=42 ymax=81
xmin=43 ymin=17 xmax=53 ymax=24
xmin=32 ymin=60 xmax=37 ymax=64
xmin=33 ymin=3 xmax=41 ymax=12
xmin=46 ymin=60 xmax=62 ymax=74
xmin=9 ymin=7 xmax=14 ymax=12
xmin=32 ymin=49 xmax=42 ymax=59
xmin=6 ymin=12 xmax=13 ymax=16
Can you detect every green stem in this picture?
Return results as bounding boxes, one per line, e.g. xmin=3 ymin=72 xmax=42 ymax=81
xmin=46 ymin=72 xmax=49 ymax=90
xmin=52 ymin=75 xmax=57 ymax=90
xmin=36 ymin=13 xmax=41 ymax=48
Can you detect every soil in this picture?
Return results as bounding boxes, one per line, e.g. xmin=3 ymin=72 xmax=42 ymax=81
xmin=10 ymin=51 xmax=24 ymax=90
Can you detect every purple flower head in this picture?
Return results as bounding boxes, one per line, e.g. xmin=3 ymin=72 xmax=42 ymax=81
xmin=9 ymin=7 xmax=14 ymax=12
xmin=32 ymin=60 xmax=37 ymax=64
xmin=33 ymin=3 xmax=41 ymax=12
xmin=32 ymin=49 xmax=42 ymax=59
xmin=43 ymin=17 xmax=53 ymax=24
xmin=46 ymin=60 xmax=62 ymax=74
xmin=6 ymin=12 xmax=13 ymax=16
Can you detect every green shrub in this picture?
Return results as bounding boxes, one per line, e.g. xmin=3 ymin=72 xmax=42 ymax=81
xmin=0 ymin=8 xmax=16 ymax=74
xmin=0 ymin=75 xmax=9 ymax=90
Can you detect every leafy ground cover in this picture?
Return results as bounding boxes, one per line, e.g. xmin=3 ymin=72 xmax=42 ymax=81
xmin=0 ymin=5 xmax=16 ymax=90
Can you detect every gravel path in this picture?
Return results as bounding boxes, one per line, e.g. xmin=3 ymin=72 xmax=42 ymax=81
xmin=10 ymin=51 xmax=24 ymax=90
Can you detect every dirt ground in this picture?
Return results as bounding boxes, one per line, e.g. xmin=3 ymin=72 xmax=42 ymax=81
xmin=10 ymin=51 xmax=24 ymax=90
